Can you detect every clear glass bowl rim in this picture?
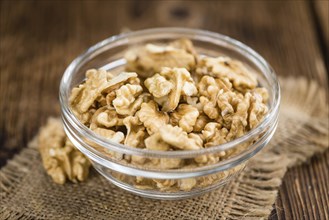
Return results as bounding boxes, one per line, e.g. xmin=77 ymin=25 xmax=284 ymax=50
xmin=59 ymin=27 xmax=280 ymax=158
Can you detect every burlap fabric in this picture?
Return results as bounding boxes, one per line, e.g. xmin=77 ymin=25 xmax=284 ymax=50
xmin=1 ymin=77 xmax=328 ymax=220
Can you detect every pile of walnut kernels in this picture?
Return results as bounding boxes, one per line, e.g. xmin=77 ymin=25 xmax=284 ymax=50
xmin=40 ymin=39 xmax=269 ymax=189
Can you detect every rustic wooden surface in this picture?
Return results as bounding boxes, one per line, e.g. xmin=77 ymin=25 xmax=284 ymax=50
xmin=315 ymin=0 xmax=329 ymax=54
xmin=0 ymin=1 xmax=328 ymax=219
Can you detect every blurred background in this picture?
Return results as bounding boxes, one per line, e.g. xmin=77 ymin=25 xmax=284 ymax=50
xmin=0 ymin=0 xmax=328 ymax=219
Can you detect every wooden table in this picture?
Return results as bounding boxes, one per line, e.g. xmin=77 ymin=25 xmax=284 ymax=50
xmin=1 ymin=1 xmax=328 ymax=219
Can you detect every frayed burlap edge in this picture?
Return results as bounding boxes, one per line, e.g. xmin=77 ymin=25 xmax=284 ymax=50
xmin=0 ymin=77 xmax=328 ymax=220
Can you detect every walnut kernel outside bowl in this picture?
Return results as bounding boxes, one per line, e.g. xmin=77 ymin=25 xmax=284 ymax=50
xmin=60 ymin=28 xmax=280 ymax=199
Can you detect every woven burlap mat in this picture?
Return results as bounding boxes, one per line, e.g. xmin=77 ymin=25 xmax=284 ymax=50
xmin=0 ymin=77 xmax=328 ymax=220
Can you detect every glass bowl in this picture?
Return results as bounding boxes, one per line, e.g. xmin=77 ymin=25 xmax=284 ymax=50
xmin=59 ymin=27 xmax=280 ymax=200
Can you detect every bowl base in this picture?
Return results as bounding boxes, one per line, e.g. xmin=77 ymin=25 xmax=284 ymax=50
xmin=94 ymin=164 xmax=235 ymax=200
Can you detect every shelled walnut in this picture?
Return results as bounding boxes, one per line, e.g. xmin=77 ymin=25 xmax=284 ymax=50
xmin=66 ymin=38 xmax=269 ymax=191
xmin=125 ymin=39 xmax=196 ymax=78
xmin=38 ymin=118 xmax=90 ymax=184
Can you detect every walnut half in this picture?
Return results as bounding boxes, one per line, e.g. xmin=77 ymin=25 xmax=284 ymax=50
xmin=38 ymin=118 xmax=90 ymax=184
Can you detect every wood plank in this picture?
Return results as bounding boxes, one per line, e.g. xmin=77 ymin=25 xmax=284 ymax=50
xmin=0 ymin=0 xmax=328 ymax=219
xmin=314 ymin=0 xmax=329 ymax=52
xmin=272 ymin=150 xmax=329 ymax=220
xmin=312 ymin=0 xmax=329 ymax=91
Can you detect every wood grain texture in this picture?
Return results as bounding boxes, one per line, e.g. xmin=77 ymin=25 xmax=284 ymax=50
xmin=313 ymin=0 xmax=329 ymax=85
xmin=314 ymin=0 xmax=329 ymax=50
xmin=0 ymin=0 xmax=328 ymax=219
xmin=272 ymin=150 xmax=329 ymax=220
